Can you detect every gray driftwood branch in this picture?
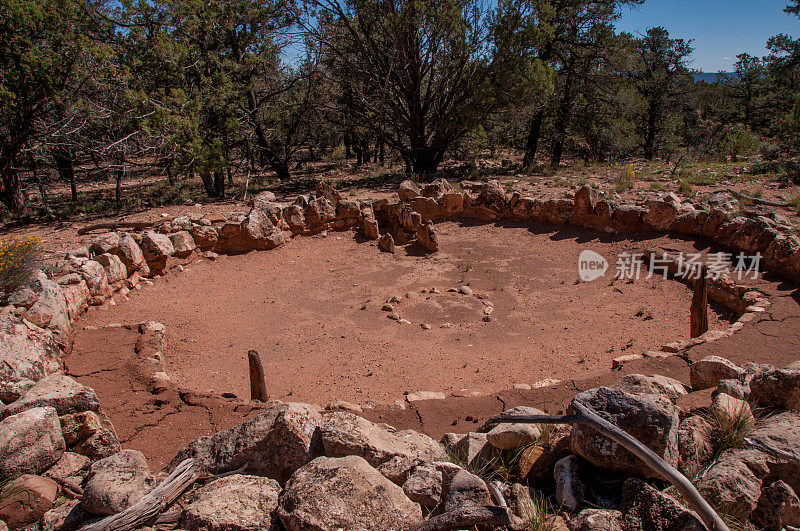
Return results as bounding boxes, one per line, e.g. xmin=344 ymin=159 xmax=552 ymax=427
xmin=487 ymin=401 xmax=730 ymax=531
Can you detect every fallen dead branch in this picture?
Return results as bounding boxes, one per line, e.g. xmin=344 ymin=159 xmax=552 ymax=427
xmin=79 ymin=458 xmax=198 ymax=531
xmin=77 ymin=220 xmax=166 ymax=235
xmin=488 ymin=401 xmax=730 ymax=531
xmin=725 ymin=189 xmax=791 ymax=208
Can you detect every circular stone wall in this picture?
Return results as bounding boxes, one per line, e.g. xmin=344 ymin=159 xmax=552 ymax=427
xmin=70 ymin=221 xmax=734 ymax=406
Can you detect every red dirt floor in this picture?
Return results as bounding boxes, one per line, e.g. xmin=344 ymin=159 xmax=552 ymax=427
xmin=65 ymin=221 xmax=796 ymax=470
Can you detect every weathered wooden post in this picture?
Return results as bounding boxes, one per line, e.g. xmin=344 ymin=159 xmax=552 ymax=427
xmin=248 ymin=350 xmax=268 ymax=401
xmin=691 ymin=265 xmax=709 ymax=338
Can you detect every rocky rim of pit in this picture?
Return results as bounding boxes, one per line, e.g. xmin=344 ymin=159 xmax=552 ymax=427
xmin=2 ymin=178 xmax=800 ymax=530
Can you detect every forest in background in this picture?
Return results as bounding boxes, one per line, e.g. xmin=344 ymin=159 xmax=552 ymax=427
xmin=1 ymin=0 xmax=799 ymax=220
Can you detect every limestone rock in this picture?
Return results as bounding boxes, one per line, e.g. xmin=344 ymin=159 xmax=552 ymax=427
xmin=139 ymin=231 xmax=174 ymax=274
xmin=442 ymin=469 xmax=491 ymax=513
xmin=190 ymin=225 xmax=218 ymax=251
xmin=398 ymin=180 xmax=421 ymax=202
xmin=94 ymin=254 xmax=127 ymax=285
xmin=441 ymin=432 xmax=495 ymax=471
xmin=44 ymin=452 xmax=91 ymax=486
xmin=402 ymin=463 xmax=443 ymax=508
xmin=25 ymin=273 xmax=69 ymax=334
xmin=751 ymin=480 xmax=800 ymax=530
xmin=0 ymin=475 xmax=58 ymax=529
xmin=81 ymin=449 xmax=156 ymax=516
xmin=181 ymin=474 xmax=281 ymax=531
xmin=689 ymin=356 xmax=744 ymax=390
xmin=40 ymin=497 xmax=87 ymax=531
xmin=0 ymin=317 xmax=61 ymax=402
xmin=304 ymin=197 xmax=336 ymax=228
xmin=320 ymin=412 xmax=446 ymax=468
xmin=114 ymin=234 xmax=148 ymax=277
xmin=644 ymin=200 xmax=679 ymax=230
xmin=421 ymin=178 xmax=451 ymax=200
xmin=170 ymin=403 xmax=321 ymax=484
xmin=68 ymin=258 xmax=111 ymax=302
xmin=621 ymin=478 xmax=704 ymax=530
xmin=0 ymin=406 xmax=65 ymax=477
xmin=2 ymin=374 xmax=99 ymax=418
xmin=169 ymin=231 xmax=197 ymax=258
xmin=696 ymin=449 xmax=768 ymax=519
xmin=487 ymin=406 xmax=544 ymax=450
xmin=378 ymin=233 xmax=395 ymax=253
xmin=277 ymin=455 xmax=422 ymax=530
xmin=749 ymin=368 xmax=800 ymax=410
xmin=569 ymin=387 xmax=679 ymax=478
xmin=676 ymin=415 xmax=713 ymax=477
xmin=415 ymin=221 xmax=438 ymax=253
xmin=60 ymin=411 xmax=102 ymax=445
xmin=554 ymin=456 xmax=585 ymax=513
xmin=711 ymin=392 xmax=753 ymax=423
xmin=89 ymin=233 xmax=120 ymax=255
xmin=376 ymin=455 xmax=418 ymax=485
xmin=567 ymin=508 xmax=623 ymax=531
xmin=612 ymin=374 xmax=688 ymax=403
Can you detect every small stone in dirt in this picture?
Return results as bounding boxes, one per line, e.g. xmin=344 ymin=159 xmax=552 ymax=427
xmin=458 ymin=285 xmax=473 ymax=295
xmin=482 ymin=315 xmax=492 ymax=322
xmin=387 ymin=312 xmax=400 ymax=320
xmin=390 ymin=296 xmax=402 ymax=304
xmin=381 ymin=304 xmax=394 ymax=312
xmin=398 ymin=319 xmax=412 ymax=325
xmin=442 ymin=323 xmax=453 ymax=328
xmin=430 ymin=287 xmax=440 ymax=294
xmin=513 ymin=383 xmax=532 ymax=390
xmin=476 ymin=293 xmax=488 ymax=299
xmin=405 ymin=292 xmax=418 ymax=299
xmin=421 ymin=323 xmax=432 ymax=330
xmin=447 ymin=287 xmax=458 ymax=292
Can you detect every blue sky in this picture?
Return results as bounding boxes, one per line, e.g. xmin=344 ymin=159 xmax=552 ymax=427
xmin=616 ymin=0 xmax=799 ymax=72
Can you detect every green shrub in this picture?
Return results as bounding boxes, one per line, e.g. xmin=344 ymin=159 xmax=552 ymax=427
xmin=678 ymin=180 xmax=694 ymax=196
xmin=0 ymin=236 xmax=41 ymax=294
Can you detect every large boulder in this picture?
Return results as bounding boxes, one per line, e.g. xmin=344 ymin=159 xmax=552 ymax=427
xmin=476 ymin=180 xmax=507 ymax=212
xmin=89 ymin=233 xmax=120 ymax=256
xmin=81 ymin=450 xmax=156 ymax=516
xmin=612 ymin=374 xmax=688 ymax=403
xmin=170 ymin=403 xmax=321 ymax=484
xmin=644 ymin=200 xmax=679 ymax=231
xmin=114 ymin=233 xmax=148 ymax=277
xmin=415 ymin=222 xmax=438 ymax=253
xmin=689 ymin=355 xmax=745 ymax=390
xmin=73 ymin=412 xmax=120 ymax=460
xmin=190 ymin=225 xmax=218 ymax=251
xmin=94 ymin=253 xmax=127 ymax=285
xmin=25 ymin=273 xmax=69 ymax=334
xmin=441 ymin=468 xmax=491 ymax=513
xmin=216 ymin=210 xmax=283 ymax=253
xmin=68 ymin=258 xmax=111 ymax=302
xmin=139 ymin=231 xmax=174 ymax=274
xmin=486 ymin=406 xmax=544 ymax=450
xmin=277 ymin=455 xmax=422 ymax=530
xmin=554 ymin=455 xmax=585 ymax=513
xmin=751 ymin=480 xmax=800 ymax=530
xmin=567 ymin=508 xmax=624 ymax=530
xmin=0 ymin=475 xmax=58 ymax=529
xmin=421 ymin=178 xmax=451 ymax=200
xmin=398 ymin=180 xmax=421 ymax=202
xmin=402 ymin=463 xmax=443 ymax=508
xmin=696 ymin=449 xmax=768 ymax=519
xmin=181 ymin=474 xmax=281 ymax=531
xmin=440 ymin=432 xmax=496 ymax=471
xmin=676 ymin=415 xmax=714 ymax=477
xmin=2 ymin=374 xmax=99 ymax=419
xmin=0 ymin=407 xmax=65 ymax=477
xmin=0 ymin=317 xmax=61 ymax=403
xmin=169 ymin=231 xmax=197 ymax=258
xmin=749 ymin=368 xmax=800 ymax=410
xmin=44 ymin=452 xmax=91 ymax=486
xmin=319 ymin=412 xmax=446 ymax=468
xmin=304 ymin=198 xmax=336 ymax=228
xmin=621 ymin=478 xmax=704 ymax=530
xmin=569 ymin=387 xmax=680 ymax=478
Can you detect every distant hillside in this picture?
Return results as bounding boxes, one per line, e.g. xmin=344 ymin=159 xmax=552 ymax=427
xmin=693 ymin=72 xmax=734 ymax=83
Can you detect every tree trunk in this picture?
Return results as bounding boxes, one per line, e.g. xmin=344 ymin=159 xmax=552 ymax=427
xmin=54 ymin=152 xmax=77 ymax=201
xmin=1 ymin=167 xmax=27 ymax=217
xmin=644 ymin=103 xmax=659 ymax=160
xmin=165 ymin=159 xmax=175 ymax=186
xmin=115 ymin=168 xmax=124 ymax=211
xmin=522 ymin=112 xmax=545 ymax=169
xmin=550 ymin=59 xmax=576 ymax=171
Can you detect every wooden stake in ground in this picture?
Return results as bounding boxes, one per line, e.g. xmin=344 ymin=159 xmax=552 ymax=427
xmin=691 ymin=265 xmax=709 ymax=338
xmin=248 ymin=349 xmax=268 ymax=401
